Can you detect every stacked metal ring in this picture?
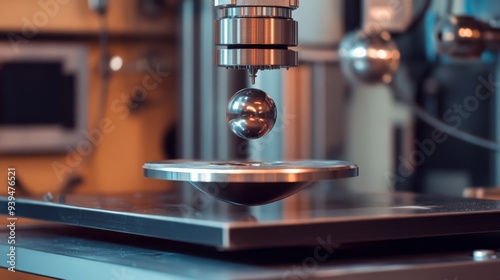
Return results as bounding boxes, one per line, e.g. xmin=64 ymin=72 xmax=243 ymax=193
xmin=214 ymin=0 xmax=299 ymax=83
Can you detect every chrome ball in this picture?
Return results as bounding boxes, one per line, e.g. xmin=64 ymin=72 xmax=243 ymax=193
xmin=227 ymin=88 xmax=277 ymax=140
xmin=339 ymin=31 xmax=400 ymax=85
xmin=435 ymin=15 xmax=485 ymax=58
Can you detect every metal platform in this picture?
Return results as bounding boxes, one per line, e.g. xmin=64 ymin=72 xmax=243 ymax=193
xmin=2 ymin=191 xmax=500 ymax=250
xmin=1 ymin=226 xmax=500 ymax=280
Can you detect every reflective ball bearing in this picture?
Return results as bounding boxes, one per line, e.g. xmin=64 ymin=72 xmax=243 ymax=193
xmin=227 ymin=88 xmax=277 ymax=140
xmin=339 ymin=31 xmax=400 ymax=85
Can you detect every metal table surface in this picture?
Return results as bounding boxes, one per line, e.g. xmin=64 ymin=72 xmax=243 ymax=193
xmin=1 ymin=226 xmax=500 ymax=280
xmin=1 ymin=190 xmax=500 ymax=250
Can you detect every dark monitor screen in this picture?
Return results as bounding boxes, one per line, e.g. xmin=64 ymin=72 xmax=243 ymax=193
xmin=0 ymin=62 xmax=75 ymax=129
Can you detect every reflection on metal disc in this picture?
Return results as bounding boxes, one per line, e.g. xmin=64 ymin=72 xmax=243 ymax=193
xmin=143 ymin=160 xmax=358 ymax=206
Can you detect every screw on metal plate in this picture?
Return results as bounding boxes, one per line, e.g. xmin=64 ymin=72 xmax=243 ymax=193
xmin=43 ymin=192 xmax=54 ymax=202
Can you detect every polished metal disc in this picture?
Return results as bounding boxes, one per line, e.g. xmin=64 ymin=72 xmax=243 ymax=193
xmin=143 ymin=160 xmax=358 ymax=183
xmin=144 ymin=160 xmax=358 ymax=206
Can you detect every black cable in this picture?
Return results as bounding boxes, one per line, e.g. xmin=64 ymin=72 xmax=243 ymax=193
xmin=391 ymin=83 xmax=500 ymax=152
xmin=409 ymin=101 xmax=500 ymax=151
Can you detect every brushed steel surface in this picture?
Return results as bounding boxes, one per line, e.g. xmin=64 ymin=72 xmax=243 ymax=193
xmin=221 ymin=6 xmax=293 ymax=18
xmin=144 ymin=160 xmax=357 ymax=205
xmin=2 ymin=227 xmax=500 ymax=280
xmin=216 ymin=48 xmax=298 ymax=67
xmin=215 ymin=0 xmax=299 ymax=8
xmin=3 ymin=192 xmax=500 ymax=250
xmin=143 ymin=160 xmax=358 ymax=183
xmin=214 ymin=0 xmax=299 ymax=84
xmin=215 ymin=18 xmax=298 ymax=45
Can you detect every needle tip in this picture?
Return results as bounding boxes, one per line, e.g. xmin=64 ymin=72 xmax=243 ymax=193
xmin=249 ymin=68 xmax=258 ymax=85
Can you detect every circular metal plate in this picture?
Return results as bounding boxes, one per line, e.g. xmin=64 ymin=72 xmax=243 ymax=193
xmin=143 ymin=160 xmax=358 ymax=183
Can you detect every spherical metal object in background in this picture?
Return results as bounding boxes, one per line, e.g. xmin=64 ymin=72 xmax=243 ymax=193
xmin=227 ymin=88 xmax=277 ymax=140
xmin=339 ymin=31 xmax=400 ymax=85
xmin=435 ymin=15 xmax=486 ymax=58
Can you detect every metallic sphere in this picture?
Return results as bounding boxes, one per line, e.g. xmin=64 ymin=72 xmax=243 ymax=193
xmin=227 ymin=88 xmax=277 ymax=140
xmin=339 ymin=31 xmax=400 ymax=85
xmin=435 ymin=15 xmax=485 ymax=58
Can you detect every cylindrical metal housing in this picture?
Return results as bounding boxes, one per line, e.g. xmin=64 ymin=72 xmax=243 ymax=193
xmin=215 ymin=0 xmax=299 ymax=9
xmin=216 ymin=49 xmax=298 ymax=68
xmin=214 ymin=0 xmax=299 ymax=83
xmin=215 ymin=18 xmax=298 ymax=46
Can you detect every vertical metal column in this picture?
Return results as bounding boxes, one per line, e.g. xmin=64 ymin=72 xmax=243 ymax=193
xmin=312 ymin=63 xmax=328 ymax=160
xmin=181 ymin=0 xmax=196 ymax=159
xmin=180 ymin=1 xmax=248 ymax=214
xmin=494 ymin=61 xmax=500 ymax=186
xmin=199 ymin=0 xmax=215 ymax=161
xmin=181 ymin=1 xmax=245 ymax=161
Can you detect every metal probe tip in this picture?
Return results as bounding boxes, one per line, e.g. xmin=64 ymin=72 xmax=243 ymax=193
xmin=249 ymin=68 xmax=258 ymax=85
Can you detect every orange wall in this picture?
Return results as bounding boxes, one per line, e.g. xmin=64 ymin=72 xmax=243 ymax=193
xmin=0 ymin=0 xmax=178 ymax=35
xmin=0 ymin=269 xmax=53 ymax=280
xmin=0 ymin=0 xmax=179 ymax=194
